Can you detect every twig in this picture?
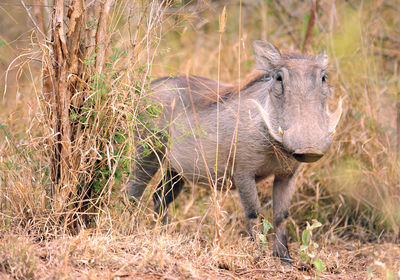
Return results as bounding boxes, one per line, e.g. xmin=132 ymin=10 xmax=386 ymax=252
xmin=302 ymin=0 xmax=319 ymax=53
xmin=275 ymin=1 xmax=302 ymax=19
xmin=20 ymin=0 xmax=47 ymax=39
xmin=2 ymin=52 xmax=31 ymax=103
xmin=271 ymin=2 xmax=298 ymax=46
xmin=0 ymin=2 xmax=53 ymax=7
xmin=33 ymin=0 xmax=47 ymax=40
xmin=95 ymin=0 xmax=114 ymax=74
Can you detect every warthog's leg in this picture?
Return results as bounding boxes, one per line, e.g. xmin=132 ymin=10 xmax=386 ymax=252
xmin=129 ymin=145 xmax=163 ymax=201
xmin=153 ymin=168 xmax=184 ymax=223
xmin=234 ymin=174 xmax=262 ymax=238
xmin=272 ymin=174 xmax=297 ymax=264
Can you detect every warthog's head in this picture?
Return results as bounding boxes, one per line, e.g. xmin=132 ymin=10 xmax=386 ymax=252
xmin=252 ymin=40 xmax=342 ymax=163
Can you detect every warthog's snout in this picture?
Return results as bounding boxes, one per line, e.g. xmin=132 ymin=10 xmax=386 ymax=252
xmin=292 ymin=148 xmax=324 ymax=163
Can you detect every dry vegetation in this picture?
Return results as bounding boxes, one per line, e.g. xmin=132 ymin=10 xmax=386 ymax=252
xmin=0 ymin=0 xmax=399 ymax=279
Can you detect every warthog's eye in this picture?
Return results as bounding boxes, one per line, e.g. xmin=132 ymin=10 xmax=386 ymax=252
xmin=322 ymin=73 xmax=328 ymax=83
xmin=275 ymin=72 xmax=283 ymax=82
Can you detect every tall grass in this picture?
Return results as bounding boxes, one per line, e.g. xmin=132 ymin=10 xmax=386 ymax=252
xmin=0 ymin=0 xmax=398 ymax=249
xmin=0 ymin=0 xmax=175 ymax=235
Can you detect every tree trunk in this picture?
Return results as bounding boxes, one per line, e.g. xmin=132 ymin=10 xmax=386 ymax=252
xmin=46 ymin=0 xmax=114 ymax=231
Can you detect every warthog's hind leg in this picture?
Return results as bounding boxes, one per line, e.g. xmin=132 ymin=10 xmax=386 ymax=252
xmin=129 ymin=145 xmax=163 ymax=201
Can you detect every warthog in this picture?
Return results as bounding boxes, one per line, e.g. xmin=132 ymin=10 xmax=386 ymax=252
xmin=129 ymin=40 xmax=342 ymax=263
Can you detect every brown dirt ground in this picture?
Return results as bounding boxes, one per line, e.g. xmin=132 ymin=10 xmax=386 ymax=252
xmin=0 ymin=231 xmax=398 ymax=280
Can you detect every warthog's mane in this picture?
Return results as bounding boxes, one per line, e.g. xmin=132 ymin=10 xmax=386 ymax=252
xmin=170 ymin=70 xmax=268 ymax=108
xmin=151 ymin=52 xmax=321 ymax=109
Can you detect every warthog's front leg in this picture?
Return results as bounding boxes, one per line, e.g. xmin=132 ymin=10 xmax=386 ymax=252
xmin=272 ymin=174 xmax=297 ymax=264
xmin=153 ymin=168 xmax=185 ymax=223
xmin=234 ymin=173 xmax=262 ymax=238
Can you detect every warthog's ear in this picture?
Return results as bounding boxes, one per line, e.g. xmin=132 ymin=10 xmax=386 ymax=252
xmin=253 ymin=40 xmax=281 ymax=70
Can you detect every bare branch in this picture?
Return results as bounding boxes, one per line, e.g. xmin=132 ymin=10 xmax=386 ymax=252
xmin=20 ymin=0 xmax=47 ymax=39
xmin=95 ymin=0 xmax=114 ymax=74
xmin=302 ymin=0 xmax=319 ymax=53
xmin=66 ymin=0 xmax=84 ymax=75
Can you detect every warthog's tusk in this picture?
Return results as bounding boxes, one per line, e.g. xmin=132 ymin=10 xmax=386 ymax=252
xmin=250 ymin=99 xmax=282 ymax=142
xmin=328 ymin=98 xmax=343 ymax=134
xmin=278 ymin=126 xmax=284 ymax=136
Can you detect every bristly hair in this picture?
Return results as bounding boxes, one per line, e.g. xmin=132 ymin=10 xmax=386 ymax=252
xmin=278 ymin=52 xmax=326 ymax=68
xmin=280 ymin=53 xmax=315 ymax=60
xmin=181 ymin=70 xmax=268 ymax=108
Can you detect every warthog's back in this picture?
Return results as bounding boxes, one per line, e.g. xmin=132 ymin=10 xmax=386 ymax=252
xmin=149 ymin=75 xmax=234 ymax=109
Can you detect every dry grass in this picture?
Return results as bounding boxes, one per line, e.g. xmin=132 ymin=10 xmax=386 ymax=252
xmin=0 ymin=228 xmax=399 ymax=279
xmin=0 ymin=0 xmax=399 ymax=279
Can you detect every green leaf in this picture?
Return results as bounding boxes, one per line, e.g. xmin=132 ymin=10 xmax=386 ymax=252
xmin=263 ymin=220 xmax=273 ymax=234
xmin=312 ymin=258 xmax=325 ymax=273
xmin=300 ymin=244 xmax=308 ymax=251
xmin=70 ymin=112 xmax=77 ymax=120
xmin=354 ymin=111 xmax=364 ymax=120
xmin=302 ymin=229 xmax=311 ymax=245
xmin=386 ymin=269 xmax=395 ymax=280
xmin=366 ymin=264 xmax=373 ymax=279
xmin=258 ymin=233 xmax=267 ymax=244
xmin=310 ymin=221 xmax=322 ymax=229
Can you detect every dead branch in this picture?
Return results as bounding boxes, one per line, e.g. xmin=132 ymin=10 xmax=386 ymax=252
xmin=95 ymin=0 xmax=114 ymax=74
xmin=20 ymin=0 xmax=47 ymax=39
xmin=66 ymin=0 xmax=84 ymax=86
xmin=302 ymin=0 xmax=319 ymax=53
xmin=33 ymin=0 xmax=47 ymax=40
xmin=52 ymin=0 xmax=70 ymax=192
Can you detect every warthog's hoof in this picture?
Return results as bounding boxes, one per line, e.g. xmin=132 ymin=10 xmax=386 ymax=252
xmin=273 ymin=248 xmax=293 ymax=265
